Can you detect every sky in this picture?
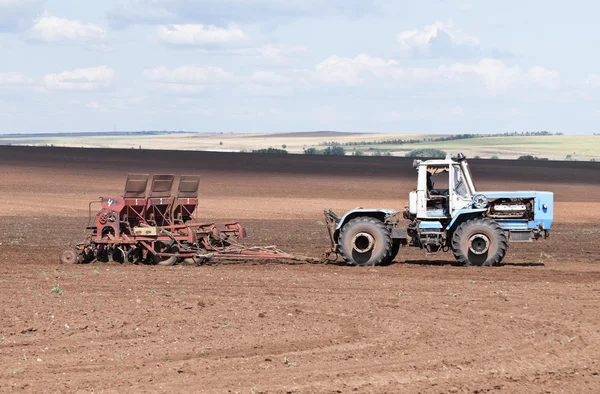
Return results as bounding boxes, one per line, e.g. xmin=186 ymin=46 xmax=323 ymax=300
xmin=0 ymin=0 xmax=599 ymax=134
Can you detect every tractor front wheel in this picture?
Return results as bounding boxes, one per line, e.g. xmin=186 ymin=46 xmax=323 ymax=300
xmin=338 ymin=217 xmax=392 ymax=266
xmin=451 ymin=218 xmax=507 ymax=266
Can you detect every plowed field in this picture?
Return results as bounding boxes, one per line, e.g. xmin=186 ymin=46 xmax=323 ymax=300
xmin=1 ymin=146 xmax=599 ymax=393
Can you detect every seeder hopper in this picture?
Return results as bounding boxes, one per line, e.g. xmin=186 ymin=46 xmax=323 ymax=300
xmin=60 ymin=174 xmax=307 ymax=265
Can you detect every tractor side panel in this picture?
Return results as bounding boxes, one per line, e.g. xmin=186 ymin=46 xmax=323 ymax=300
xmin=533 ymin=192 xmax=553 ymax=230
xmin=471 ymin=191 xmax=554 ymax=231
xmin=445 ymin=208 xmax=487 ymax=230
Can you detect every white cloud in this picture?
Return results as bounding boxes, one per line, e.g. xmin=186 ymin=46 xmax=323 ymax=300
xmin=443 ymin=60 xmax=560 ymax=92
xmin=43 ymin=66 xmax=115 ymax=91
xmin=143 ymin=65 xmax=235 ymax=93
xmin=315 ymin=54 xmax=402 ymax=85
xmin=397 ymin=21 xmax=480 ymax=57
xmin=153 ymin=25 xmax=307 ymax=65
xmin=157 ymin=23 xmax=247 ymax=47
xmin=443 ymin=59 xmax=521 ymax=92
xmin=213 ymin=45 xmax=308 ymax=65
xmin=527 ymin=66 xmax=560 ymax=90
xmin=29 ymin=12 xmax=106 ymax=45
xmin=143 ymin=65 xmax=233 ymax=84
xmin=107 ymin=0 xmax=376 ymax=28
xmin=0 ymin=72 xmax=34 ymax=86
xmin=312 ymin=55 xmax=560 ymax=95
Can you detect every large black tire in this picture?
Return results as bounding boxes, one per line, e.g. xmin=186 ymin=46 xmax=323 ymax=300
xmin=338 ymin=217 xmax=392 ymax=266
xmin=383 ymin=240 xmax=401 ymax=265
xmin=451 ymin=218 xmax=507 ymax=266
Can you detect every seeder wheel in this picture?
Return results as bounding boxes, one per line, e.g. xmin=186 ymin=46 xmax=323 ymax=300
xmin=182 ymin=256 xmax=206 ymax=265
xmin=60 ymin=249 xmax=78 ymax=264
xmin=153 ymin=243 xmax=179 ymax=266
xmin=108 ymin=248 xmax=125 ymax=264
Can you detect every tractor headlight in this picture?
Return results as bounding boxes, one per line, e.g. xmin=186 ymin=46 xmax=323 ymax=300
xmin=472 ymin=193 xmax=488 ymax=209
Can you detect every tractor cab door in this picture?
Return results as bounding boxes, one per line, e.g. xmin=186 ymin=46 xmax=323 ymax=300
xmin=419 ymin=165 xmax=451 ymax=219
xmin=449 ymin=164 xmax=472 ymax=215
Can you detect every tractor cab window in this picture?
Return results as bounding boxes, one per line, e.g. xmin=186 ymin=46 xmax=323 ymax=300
xmin=453 ymin=165 xmax=469 ymax=198
xmin=426 ymin=166 xmax=449 ymax=196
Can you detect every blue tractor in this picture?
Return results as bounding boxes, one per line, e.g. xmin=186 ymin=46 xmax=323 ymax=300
xmin=324 ymin=153 xmax=553 ymax=266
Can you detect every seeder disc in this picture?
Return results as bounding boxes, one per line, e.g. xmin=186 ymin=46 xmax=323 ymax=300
xmin=60 ymin=249 xmax=78 ymax=264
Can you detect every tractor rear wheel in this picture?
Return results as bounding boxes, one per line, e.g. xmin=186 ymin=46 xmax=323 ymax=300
xmin=451 ymin=218 xmax=507 ymax=266
xmin=383 ymin=240 xmax=401 ymax=265
xmin=338 ymin=217 xmax=392 ymax=266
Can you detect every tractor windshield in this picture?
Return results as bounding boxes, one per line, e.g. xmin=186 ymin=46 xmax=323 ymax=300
xmin=453 ymin=165 xmax=469 ymax=198
xmin=427 ymin=166 xmax=449 ymax=195
xmin=461 ymin=161 xmax=476 ymax=193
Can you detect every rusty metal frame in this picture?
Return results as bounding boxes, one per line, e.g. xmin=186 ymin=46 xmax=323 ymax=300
xmin=69 ymin=173 xmax=316 ymax=265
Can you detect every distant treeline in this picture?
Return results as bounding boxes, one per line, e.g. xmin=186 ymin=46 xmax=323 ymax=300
xmin=517 ymin=155 xmax=549 ymax=161
xmin=304 ymin=146 xmax=346 ymax=155
xmin=0 ymin=131 xmax=194 ymax=138
xmin=252 ymin=148 xmax=288 ymax=154
xmin=319 ymin=131 xmax=563 ymax=147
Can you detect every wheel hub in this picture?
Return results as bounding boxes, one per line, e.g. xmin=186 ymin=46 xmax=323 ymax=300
xmin=352 ymin=232 xmax=375 ymax=253
xmin=469 ymin=234 xmax=490 ymax=255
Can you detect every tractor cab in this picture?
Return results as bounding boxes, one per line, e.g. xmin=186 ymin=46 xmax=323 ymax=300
xmin=407 ymin=153 xmax=476 ymax=220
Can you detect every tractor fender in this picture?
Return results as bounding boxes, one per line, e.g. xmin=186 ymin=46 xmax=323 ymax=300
xmin=446 ymin=208 xmax=487 ymax=231
xmin=333 ymin=209 xmax=397 ymax=242
xmin=335 ymin=209 xmax=397 ymax=231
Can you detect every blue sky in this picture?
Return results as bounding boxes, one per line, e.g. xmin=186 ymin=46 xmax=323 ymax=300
xmin=0 ymin=0 xmax=599 ymax=134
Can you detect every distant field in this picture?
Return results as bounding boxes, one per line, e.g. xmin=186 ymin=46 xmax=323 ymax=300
xmin=343 ymin=135 xmax=600 ymax=160
xmin=0 ymin=131 xmax=598 ymax=161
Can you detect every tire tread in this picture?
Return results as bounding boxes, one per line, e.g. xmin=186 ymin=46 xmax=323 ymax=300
xmin=451 ymin=217 xmax=507 ymax=266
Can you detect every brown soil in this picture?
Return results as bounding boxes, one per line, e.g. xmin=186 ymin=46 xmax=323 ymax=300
xmin=1 ymin=146 xmax=600 ymax=393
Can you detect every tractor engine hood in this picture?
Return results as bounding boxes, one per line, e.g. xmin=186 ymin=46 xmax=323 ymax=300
xmin=473 ymin=191 xmax=554 ymax=230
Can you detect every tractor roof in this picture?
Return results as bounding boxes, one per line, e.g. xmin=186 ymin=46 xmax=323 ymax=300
xmin=413 ymin=154 xmax=467 ymax=169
